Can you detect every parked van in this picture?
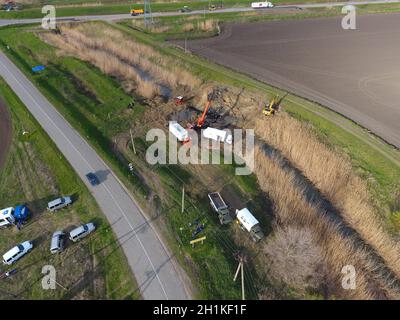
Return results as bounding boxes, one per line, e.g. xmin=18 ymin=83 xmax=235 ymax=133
xmin=69 ymin=222 xmax=95 ymax=242
xmin=50 ymin=231 xmax=65 ymax=254
xmin=47 ymin=196 xmax=72 ymax=212
xmin=3 ymin=241 xmax=33 ymax=265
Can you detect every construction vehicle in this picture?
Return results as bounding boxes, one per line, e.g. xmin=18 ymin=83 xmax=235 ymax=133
xmin=189 ymin=90 xmax=216 ymax=130
xmin=174 ymin=95 xmax=185 ymax=105
xmin=130 ymin=8 xmax=144 ymax=16
xmin=262 ymin=95 xmax=280 ymax=116
xmin=208 ymin=192 xmax=233 ymax=224
xmin=235 ymin=208 xmax=264 ymax=242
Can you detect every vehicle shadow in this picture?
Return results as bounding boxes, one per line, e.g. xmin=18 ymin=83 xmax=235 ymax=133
xmin=94 ymin=169 xmax=110 ymax=183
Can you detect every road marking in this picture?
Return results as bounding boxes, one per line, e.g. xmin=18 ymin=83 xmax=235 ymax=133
xmin=0 ymin=53 xmax=169 ymax=299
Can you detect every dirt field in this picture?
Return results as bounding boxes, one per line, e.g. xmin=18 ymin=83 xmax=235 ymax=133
xmin=186 ymin=13 xmax=400 ymax=148
xmin=0 ymin=99 xmax=11 ymax=170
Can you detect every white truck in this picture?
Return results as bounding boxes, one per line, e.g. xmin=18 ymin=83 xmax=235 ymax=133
xmin=202 ymin=127 xmax=233 ymax=144
xmin=169 ymin=121 xmax=190 ymax=142
xmin=251 ymin=2 xmax=274 ymax=9
xmin=208 ymin=192 xmax=233 ymax=224
xmin=0 ymin=205 xmax=30 ymax=227
xmin=235 ymin=208 xmax=264 ymax=242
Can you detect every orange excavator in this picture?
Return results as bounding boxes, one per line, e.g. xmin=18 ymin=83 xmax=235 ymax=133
xmin=189 ymin=90 xmax=216 ymax=130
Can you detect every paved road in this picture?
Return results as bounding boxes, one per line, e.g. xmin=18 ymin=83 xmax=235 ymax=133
xmin=0 ymin=0 xmax=399 ymax=26
xmin=0 ymin=51 xmax=191 ymax=300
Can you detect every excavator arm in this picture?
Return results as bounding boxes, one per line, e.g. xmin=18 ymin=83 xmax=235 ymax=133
xmin=197 ymin=100 xmax=212 ymax=128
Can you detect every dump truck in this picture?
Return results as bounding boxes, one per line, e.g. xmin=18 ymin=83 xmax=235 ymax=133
xmin=235 ymin=208 xmax=264 ymax=242
xmin=130 ymin=8 xmax=144 ymax=16
xmin=208 ymin=192 xmax=233 ymax=224
xmin=0 ymin=205 xmax=30 ymax=228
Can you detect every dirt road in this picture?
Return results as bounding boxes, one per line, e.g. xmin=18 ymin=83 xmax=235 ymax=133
xmin=186 ymin=13 xmax=400 ymax=149
xmin=0 ymin=98 xmax=11 ymax=170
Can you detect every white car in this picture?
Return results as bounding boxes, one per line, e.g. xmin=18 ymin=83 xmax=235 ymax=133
xmin=69 ymin=222 xmax=96 ymax=242
xmin=47 ymin=196 xmax=73 ymax=212
xmin=3 ymin=241 xmax=33 ymax=265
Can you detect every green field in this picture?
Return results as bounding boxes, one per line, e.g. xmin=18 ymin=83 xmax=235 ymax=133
xmin=0 ymin=78 xmax=139 ymax=299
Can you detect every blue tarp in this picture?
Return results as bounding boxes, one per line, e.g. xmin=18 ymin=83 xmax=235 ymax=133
xmin=32 ymin=65 xmax=45 ymax=73
xmin=14 ymin=205 xmax=29 ymax=222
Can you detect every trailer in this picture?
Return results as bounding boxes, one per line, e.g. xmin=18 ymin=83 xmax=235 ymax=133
xmin=251 ymin=2 xmax=274 ymax=8
xmin=208 ymin=192 xmax=233 ymax=224
xmin=235 ymin=208 xmax=264 ymax=242
xmin=169 ymin=121 xmax=189 ymax=142
xmin=202 ymin=127 xmax=233 ymax=144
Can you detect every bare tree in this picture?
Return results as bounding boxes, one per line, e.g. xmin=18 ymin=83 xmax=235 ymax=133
xmin=264 ymin=226 xmax=325 ymax=296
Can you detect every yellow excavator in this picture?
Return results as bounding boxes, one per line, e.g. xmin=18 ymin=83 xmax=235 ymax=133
xmin=262 ymin=95 xmax=280 ymax=116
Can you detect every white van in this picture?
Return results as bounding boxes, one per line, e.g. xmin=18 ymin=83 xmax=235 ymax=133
xmin=3 ymin=241 xmax=33 ymax=265
xmin=47 ymin=196 xmax=72 ymax=212
xmin=69 ymin=222 xmax=95 ymax=242
xmin=50 ymin=231 xmax=65 ymax=254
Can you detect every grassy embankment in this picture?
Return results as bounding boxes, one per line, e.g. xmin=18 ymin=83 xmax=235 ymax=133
xmin=0 ymin=78 xmax=139 ymax=299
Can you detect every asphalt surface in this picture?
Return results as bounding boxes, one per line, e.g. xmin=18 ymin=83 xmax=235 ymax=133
xmin=0 ymin=98 xmax=12 ymax=170
xmin=0 ymin=0 xmax=399 ymax=27
xmin=186 ymin=13 xmax=400 ymax=148
xmin=0 ymin=51 xmax=191 ymax=300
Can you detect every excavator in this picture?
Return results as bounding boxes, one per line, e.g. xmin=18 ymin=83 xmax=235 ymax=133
xmin=189 ymin=90 xmax=216 ymax=130
xmin=262 ymin=95 xmax=280 ymax=116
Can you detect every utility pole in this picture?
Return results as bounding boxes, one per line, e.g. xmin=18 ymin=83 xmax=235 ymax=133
xmin=181 ymin=186 xmax=185 ymax=213
xmin=184 ymin=37 xmax=187 ymax=53
xmin=234 ymin=253 xmax=246 ymax=300
xmin=130 ymin=128 xmax=136 ymax=155
xmin=144 ymin=0 xmax=153 ymax=28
